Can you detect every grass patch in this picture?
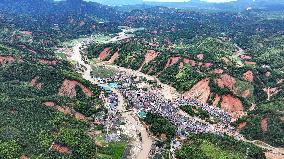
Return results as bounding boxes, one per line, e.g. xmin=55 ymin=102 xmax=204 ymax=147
xmin=201 ymin=141 xmax=243 ymax=159
xmin=91 ymin=66 xmax=116 ymax=78
xmin=97 ymin=141 xmax=127 ymax=159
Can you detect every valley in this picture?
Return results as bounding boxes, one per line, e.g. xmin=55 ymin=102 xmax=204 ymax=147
xmin=0 ymin=0 xmax=283 ymax=158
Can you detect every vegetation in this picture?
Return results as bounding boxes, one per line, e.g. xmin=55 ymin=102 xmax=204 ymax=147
xmin=236 ymin=100 xmax=284 ymax=147
xmin=176 ymin=133 xmax=266 ymax=159
xmin=143 ymin=113 xmax=176 ymax=141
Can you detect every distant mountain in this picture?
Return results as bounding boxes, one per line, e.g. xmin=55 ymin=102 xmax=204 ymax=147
xmin=89 ymin=0 xmax=284 ymax=11
xmin=86 ymin=0 xmax=144 ymax=6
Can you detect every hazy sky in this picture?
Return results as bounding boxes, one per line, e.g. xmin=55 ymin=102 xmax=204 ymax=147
xmin=143 ymin=0 xmax=237 ymax=2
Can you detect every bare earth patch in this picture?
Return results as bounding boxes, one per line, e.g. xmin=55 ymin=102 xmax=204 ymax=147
xmin=216 ymin=74 xmax=237 ymax=94
xmin=30 ymin=76 xmax=43 ymax=89
xmin=244 ymin=61 xmax=257 ymax=65
xmin=139 ymin=50 xmax=159 ymax=71
xmin=265 ymin=152 xmax=284 ymax=159
xmin=38 ymin=59 xmax=58 ymax=66
xmin=98 ymin=48 xmax=110 ymax=61
xmin=51 ymin=143 xmax=72 ymax=154
xmin=43 ymin=101 xmax=56 ymax=107
xmin=221 ymin=94 xmax=244 ymax=120
xmin=240 ymin=55 xmax=252 ymax=60
xmin=212 ymin=94 xmax=221 ymax=106
xmin=243 ymin=70 xmax=254 ymax=82
xmin=0 ymin=55 xmax=15 ymax=65
xmin=58 ymin=79 xmax=93 ymax=98
xmin=237 ymin=122 xmax=247 ymax=131
xmin=55 ymin=106 xmax=72 ymax=115
xmin=165 ymin=56 xmax=181 ymax=68
xmin=183 ymin=58 xmax=196 ymax=66
xmin=214 ymin=69 xmax=224 ymax=74
xmin=197 ymin=53 xmax=204 ymax=60
xmin=261 ymin=117 xmax=268 ymax=132
xmin=183 ymin=78 xmax=211 ymax=103
xmin=241 ymin=89 xmax=250 ymax=98
xmin=107 ymin=50 xmax=119 ymax=64
xmin=74 ymin=112 xmax=86 ymax=121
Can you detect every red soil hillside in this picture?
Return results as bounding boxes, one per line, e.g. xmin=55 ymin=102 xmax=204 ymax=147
xmin=244 ymin=61 xmax=257 ymax=65
xmin=166 ymin=56 xmax=181 ymax=68
xmin=197 ymin=53 xmax=204 ymax=60
xmin=51 ymin=143 xmax=72 ymax=154
xmin=43 ymin=101 xmax=56 ymax=107
xmin=216 ymin=74 xmax=237 ymax=94
xmin=183 ymin=78 xmax=211 ymax=103
xmin=261 ymin=117 xmax=268 ymax=132
xmin=0 ymin=55 xmax=15 ymax=65
xmin=98 ymin=48 xmax=110 ymax=60
xmin=214 ymin=69 xmax=224 ymax=74
xmin=139 ymin=50 xmax=159 ymax=71
xmin=241 ymin=89 xmax=250 ymax=98
xmin=212 ymin=94 xmax=221 ymax=106
xmin=107 ymin=49 xmax=119 ymax=64
xmin=58 ymin=79 xmax=93 ymax=98
xmin=30 ymin=76 xmax=44 ymax=89
xmin=38 ymin=59 xmax=58 ymax=66
xmin=221 ymin=94 xmax=244 ymax=120
xmin=243 ymin=70 xmax=254 ymax=82
xmin=183 ymin=58 xmax=196 ymax=66
xmin=237 ymin=122 xmax=247 ymax=131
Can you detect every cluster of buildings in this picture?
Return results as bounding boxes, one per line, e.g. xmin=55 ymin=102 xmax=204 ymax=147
xmin=106 ymin=73 xmax=236 ymax=138
xmin=175 ymin=97 xmax=232 ymax=123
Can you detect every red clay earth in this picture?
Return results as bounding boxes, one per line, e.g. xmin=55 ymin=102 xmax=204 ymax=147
xmin=74 ymin=112 xmax=86 ymax=121
xmin=179 ymin=60 xmax=196 ymax=69
xmin=240 ymin=55 xmax=252 ymax=60
xmin=98 ymin=48 xmax=110 ymax=60
xmin=51 ymin=143 xmax=72 ymax=154
xmin=203 ymin=62 xmax=213 ymax=68
xmin=30 ymin=76 xmax=43 ymax=89
xmin=0 ymin=55 xmax=15 ymax=65
xmin=38 ymin=59 xmax=58 ymax=66
xmin=237 ymin=122 xmax=247 ymax=131
xmin=216 ymin=74 xmax=237 ymax=94
xmin=43 ymin=101 xmax=56 ymax=107
xmin=214 ymin=69 xmax=224 ymax=74
xmin=107 ymin=50 xmax=119 ymax=64
xmin=55 ymin=106 xmax=72 ymax=115
xmin=58 ymin=79 xmax=93 ymax=98
xmin=212 ymin=94 xmax=221 ymax=107
xmin=139 ymin=50 xmax=159 ymax=71
xmin=221 ymin=94 xmax=244 ymax=120
xmin=241 ymin=89 xmax=250 ymax=98
xmin=183 ymin=58 xmax=196 ymax=66
xmin=197 ymin=53 xmax=204 ymax=60
xmin=261 ymin=117 xmax=268 ymax=132
xmin=244 ymin=61 xmax=257 ymax=65
xmin=166 ymin=56 xmax=181 ymax=68
xmin=183 ymin=78 xmax=211 ymax=103
xmin=243 ymin=70 xmax=254 ymax=82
